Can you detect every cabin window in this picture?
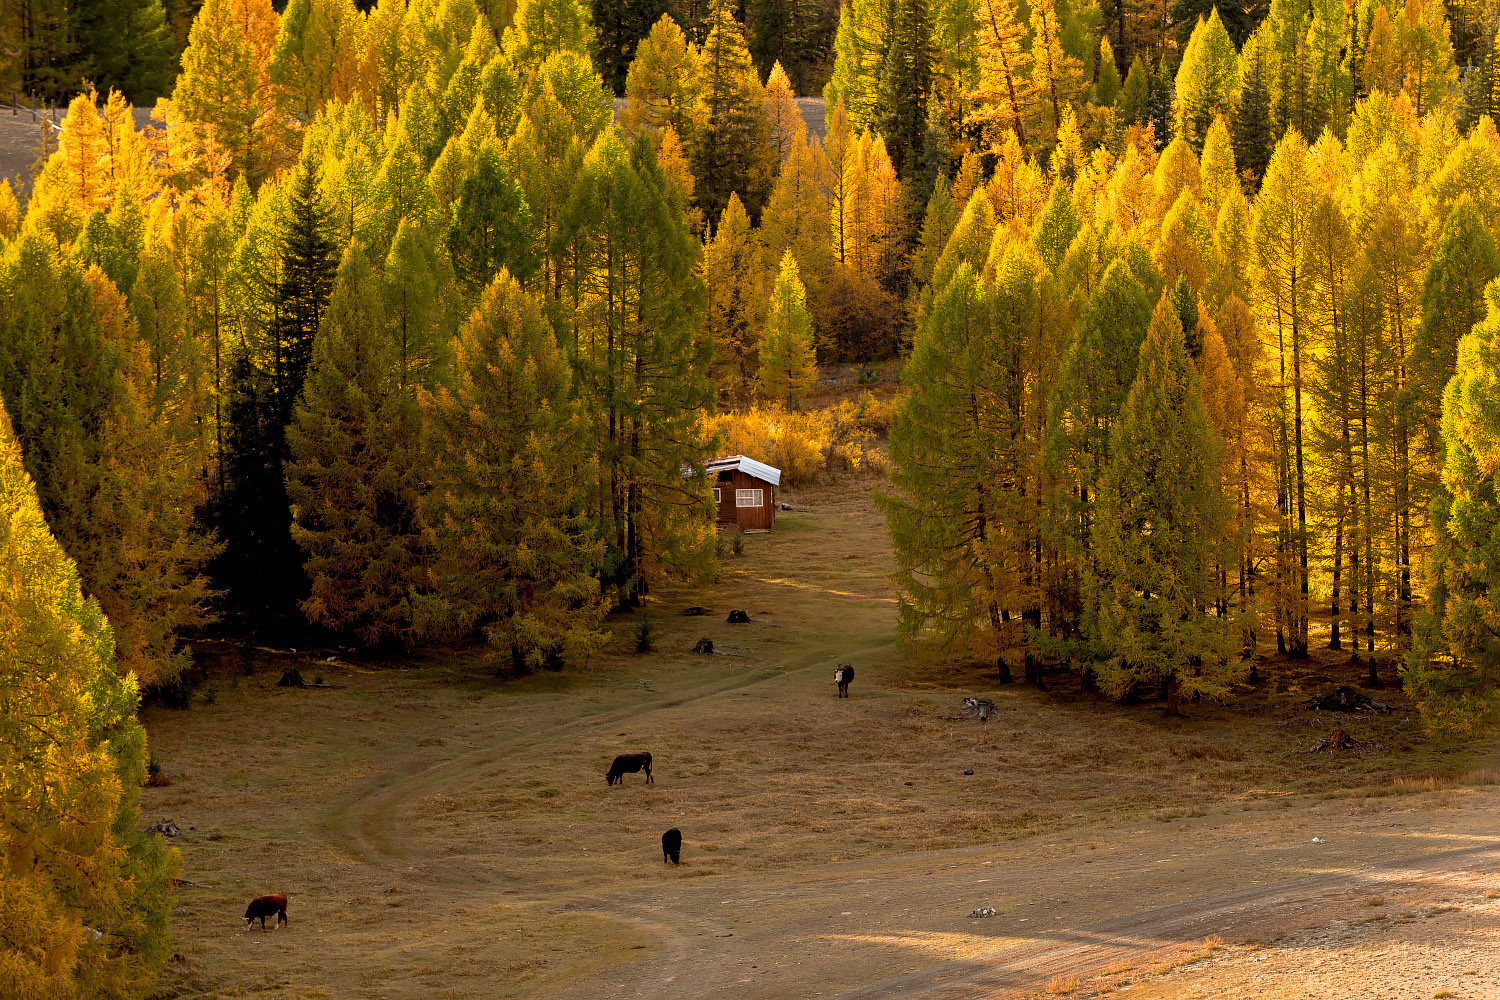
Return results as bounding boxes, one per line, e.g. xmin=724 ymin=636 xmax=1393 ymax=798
xmin=713 ymin=488 xmax=721 ymax=503
xmin=736 ymin=489 xmax=763 ymax=507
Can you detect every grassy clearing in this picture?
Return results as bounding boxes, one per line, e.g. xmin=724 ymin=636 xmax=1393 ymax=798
xmin=142 ymin=479 xmax=1492 ymax=999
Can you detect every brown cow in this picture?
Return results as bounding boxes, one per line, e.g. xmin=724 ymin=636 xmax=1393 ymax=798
xmin=244 ymin=894 xmax=288 ymax=930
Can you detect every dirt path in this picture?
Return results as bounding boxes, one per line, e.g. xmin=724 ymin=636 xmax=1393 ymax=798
xmin=839 ymin=839 xmax=1500 ymax=999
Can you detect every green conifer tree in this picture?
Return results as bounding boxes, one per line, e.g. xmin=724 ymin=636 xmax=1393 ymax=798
xmin=222 ymin=162 xmax=340 ymax=611
xmin=561 ymin=131 xmax=717 ymax=607
xmin=822 ymin=0 xmax=888 ymax=131
xmin=911 ymin=173 xmax=957 ymax=292
xmin=1232 ymin=38 xmax=1274 ymax=185
xmin=77 ymin=0 xmax=179 ymax=104
xmin=875 ymin=0 xmax=936 ymax=177
xmin=690 ymin=0 xmax=775 ymax=222
xmin=758 ymin=250 xmax=817 ymax=405
xmin=287 ymin=244 xmax=432 ymax=647
xmin=592 ymin=0 xmax=670 ymax=94
xmin=447 ymin=147 xmax=535 ymax=291
xmin=1089 ymin=293 xmax=1240 ymax=713
xmin=420 ymin=272 xmax=606 ymax=670
xmin=881 ymin=249 xmax=1045 ymax=676
xmin=705 ymin=192 xmax=766 ymax=396
xmin=1095 ymin=36 xmax=1122 ymax=105
xmin=1117 ymin=55 xmax=1150 ymax=128
xmin=1173 ymin=10 xmax=1238 ymax=150
xmin=1408 ymin=199 xmax=1499 ymax=502
xmin=385 ymin=218 xmax=453 ymax=390
xmin=1043 ymin=259 xmax=1153 ymax=617
xmin=1406 ymin=282 xmax=1500 ymax=729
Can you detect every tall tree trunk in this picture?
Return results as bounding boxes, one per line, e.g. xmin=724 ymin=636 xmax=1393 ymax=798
xmin=1291 ymin=309 xmax=1310 ymax=656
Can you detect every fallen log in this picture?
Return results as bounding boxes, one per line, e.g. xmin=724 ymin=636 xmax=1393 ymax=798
xmin=1305 ymin=685 xmax=1399 ymax=714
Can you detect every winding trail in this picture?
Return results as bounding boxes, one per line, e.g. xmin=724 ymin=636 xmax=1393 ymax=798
xmin=838 ymin=841 xmax=1500 ymax=999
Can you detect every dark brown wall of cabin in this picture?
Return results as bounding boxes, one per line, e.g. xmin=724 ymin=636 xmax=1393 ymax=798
xmin=714 ymin=470 xmax=776 ymax=530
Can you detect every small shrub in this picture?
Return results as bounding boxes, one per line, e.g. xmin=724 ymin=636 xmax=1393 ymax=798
xmin=635 ymin=615 xmax=655 ymax=653
xmin=314 ymin=674 xmax=324 ymax=686
xmin=144 ymin=754 xmax=169 ymax=787
xmin=1046 ymin=973 xmax=1080 ymax=994
xmin=729 ymin=533 xmax=746 ymax=556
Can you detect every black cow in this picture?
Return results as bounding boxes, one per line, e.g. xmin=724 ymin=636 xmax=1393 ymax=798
xmin=606 ymin=751 xmax=653 ymax=785
xmin=835 ymin=663 xmax=854 ymax=698
xmin=244 ymin=894 xmax=288 ymax=930
xmin=662 ymin=827 xmax=682 ymax=864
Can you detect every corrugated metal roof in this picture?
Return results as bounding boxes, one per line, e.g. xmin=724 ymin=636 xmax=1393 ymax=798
xmin=703 ymin=455 xmax=782 ymax=486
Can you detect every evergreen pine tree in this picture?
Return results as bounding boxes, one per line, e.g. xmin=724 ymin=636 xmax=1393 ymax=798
xmin=823 ymin=0 xmax=888 ymax=131
xmin=1408 ymin=198 xmax=1498 ymax=499
xmin=1170 ymin=273 xmax=1201 ymax=356
xmin=221 ymin=162 xmax=340 ymax=611
xmin=0 ymin=403 xmax=178 ymax=998
xmin=1232 ymin=39 xmax=1274 ymax=186
xmin=1174 ymin=10 xmax=1238 ymax=150
xmin=77 ymin=0 xmax=179 ymax=104
xmin=690 ymin=0 xmax=775 ymax=222
xmin=1089 ymin=293 xmax=1239 ymax=713
xmin=287 ymin=243 xmax=431 ymax=647
xmin=880 ymin=249 xmax=1045 ymax=674
xmin=421 ymin=272 xmax=606 ymax=670
xmin=748 ymin=0 xmax=834 ymax=94
xmin=592 ymin=0 xmax=670 ymax=94
xmin=876 ymin=0 xmax=936 ymax=177
xmin=1406 ymin=282 xmax=1500 ymax=728
xmin=758 ymin=250 xmax=817 ymax=406
xmin=1043 ymin=259 xmax=1154 ymax=600
xmin=1032 ymin=180 xmax=1080 ymax=272
xmin=447 ymin=147 xmax=535 ymax=291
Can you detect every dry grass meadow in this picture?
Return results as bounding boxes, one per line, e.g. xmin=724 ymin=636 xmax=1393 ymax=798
xmin=141 ymin=478 xmax=1500 ymax=999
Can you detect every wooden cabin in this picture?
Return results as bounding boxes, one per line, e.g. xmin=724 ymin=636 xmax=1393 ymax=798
xmin=704 ymin=455 xmax=781 ymax=531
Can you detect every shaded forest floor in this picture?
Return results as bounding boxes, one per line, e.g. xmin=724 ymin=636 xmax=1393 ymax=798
xmin=141 ymin=480 xmax=1500 ymax=999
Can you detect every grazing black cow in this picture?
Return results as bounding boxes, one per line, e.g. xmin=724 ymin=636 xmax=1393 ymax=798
xmin=606 ymin=751 xmax=653 ymax=786
xmin=662 ymin=827 xmax=682 ymax=864
xmin=244 ymin=894 xmax=288 ymax=930
xmin=834 ymin=663 xmax=854 ymax=698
